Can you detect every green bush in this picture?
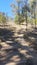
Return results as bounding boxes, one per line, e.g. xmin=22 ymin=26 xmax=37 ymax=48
xmin=14 ymin=15 xmax=25 ymax=24
xmin=0 ymin=13 xmax=6 ymax=24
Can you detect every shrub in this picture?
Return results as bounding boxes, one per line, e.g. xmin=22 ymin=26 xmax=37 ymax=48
xmin=14 ymin=14 xmax=25 ymax=24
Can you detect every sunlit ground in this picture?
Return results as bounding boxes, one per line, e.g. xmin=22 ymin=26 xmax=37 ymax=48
xmin=0 ymin=22 xmax=37 ymax=65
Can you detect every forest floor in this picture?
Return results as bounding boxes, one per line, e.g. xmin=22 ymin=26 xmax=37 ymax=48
xmin=0 ymin=22 xmax=37 ymax=65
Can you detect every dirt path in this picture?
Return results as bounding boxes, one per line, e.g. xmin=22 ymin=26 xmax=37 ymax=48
xmin=0 ymin=26 xmax=37 ymax=65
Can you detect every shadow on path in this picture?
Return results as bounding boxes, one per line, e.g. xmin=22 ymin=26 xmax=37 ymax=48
xmin=0 ymin=28 xmax=37 ymax=65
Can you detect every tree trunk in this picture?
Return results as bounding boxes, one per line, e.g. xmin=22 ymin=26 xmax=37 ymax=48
xmin=26 ymin=11 xmax=27 ymax=31
xmin=34 ymin=10 xmax=36 ymax=28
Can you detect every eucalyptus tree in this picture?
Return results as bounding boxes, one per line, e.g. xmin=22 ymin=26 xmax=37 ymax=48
xmin=31 ymin=0 xmax=37 ymax=28
xmin=11 ymin=0 xmax=31 ymax=26
xmin=0 ymin=12 xmax=7 ymax=26
xmin=22 ymin=0 xmax=30 ymax=31
xmin=11 ymin=0 xmax=23 ymax=24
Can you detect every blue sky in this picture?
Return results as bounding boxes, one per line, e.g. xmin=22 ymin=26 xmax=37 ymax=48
xmin=0 ymin=0 xmax=16 ymax=18
xmin=0 ymin=0 xmax=30 ymax=18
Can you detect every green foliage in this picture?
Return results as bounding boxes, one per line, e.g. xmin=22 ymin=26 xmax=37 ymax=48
xmin=11 ymin=0 xmax=37 ymax=28
xmin=0 ymin=13 xmax=6 ymax=24
xmin=2 ymin=16 xmax=6 ymax=23
xmin=14 ymin=14 xmax=25 ymax=24
xmin=0 ymin=14 xmax=3 ymax=23
xmin=14 ymin=15 xmax=19 ymax=24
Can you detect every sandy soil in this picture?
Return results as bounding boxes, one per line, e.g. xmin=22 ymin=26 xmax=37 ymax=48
xmin=0 ymin=22 xmax=37 ymax=65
